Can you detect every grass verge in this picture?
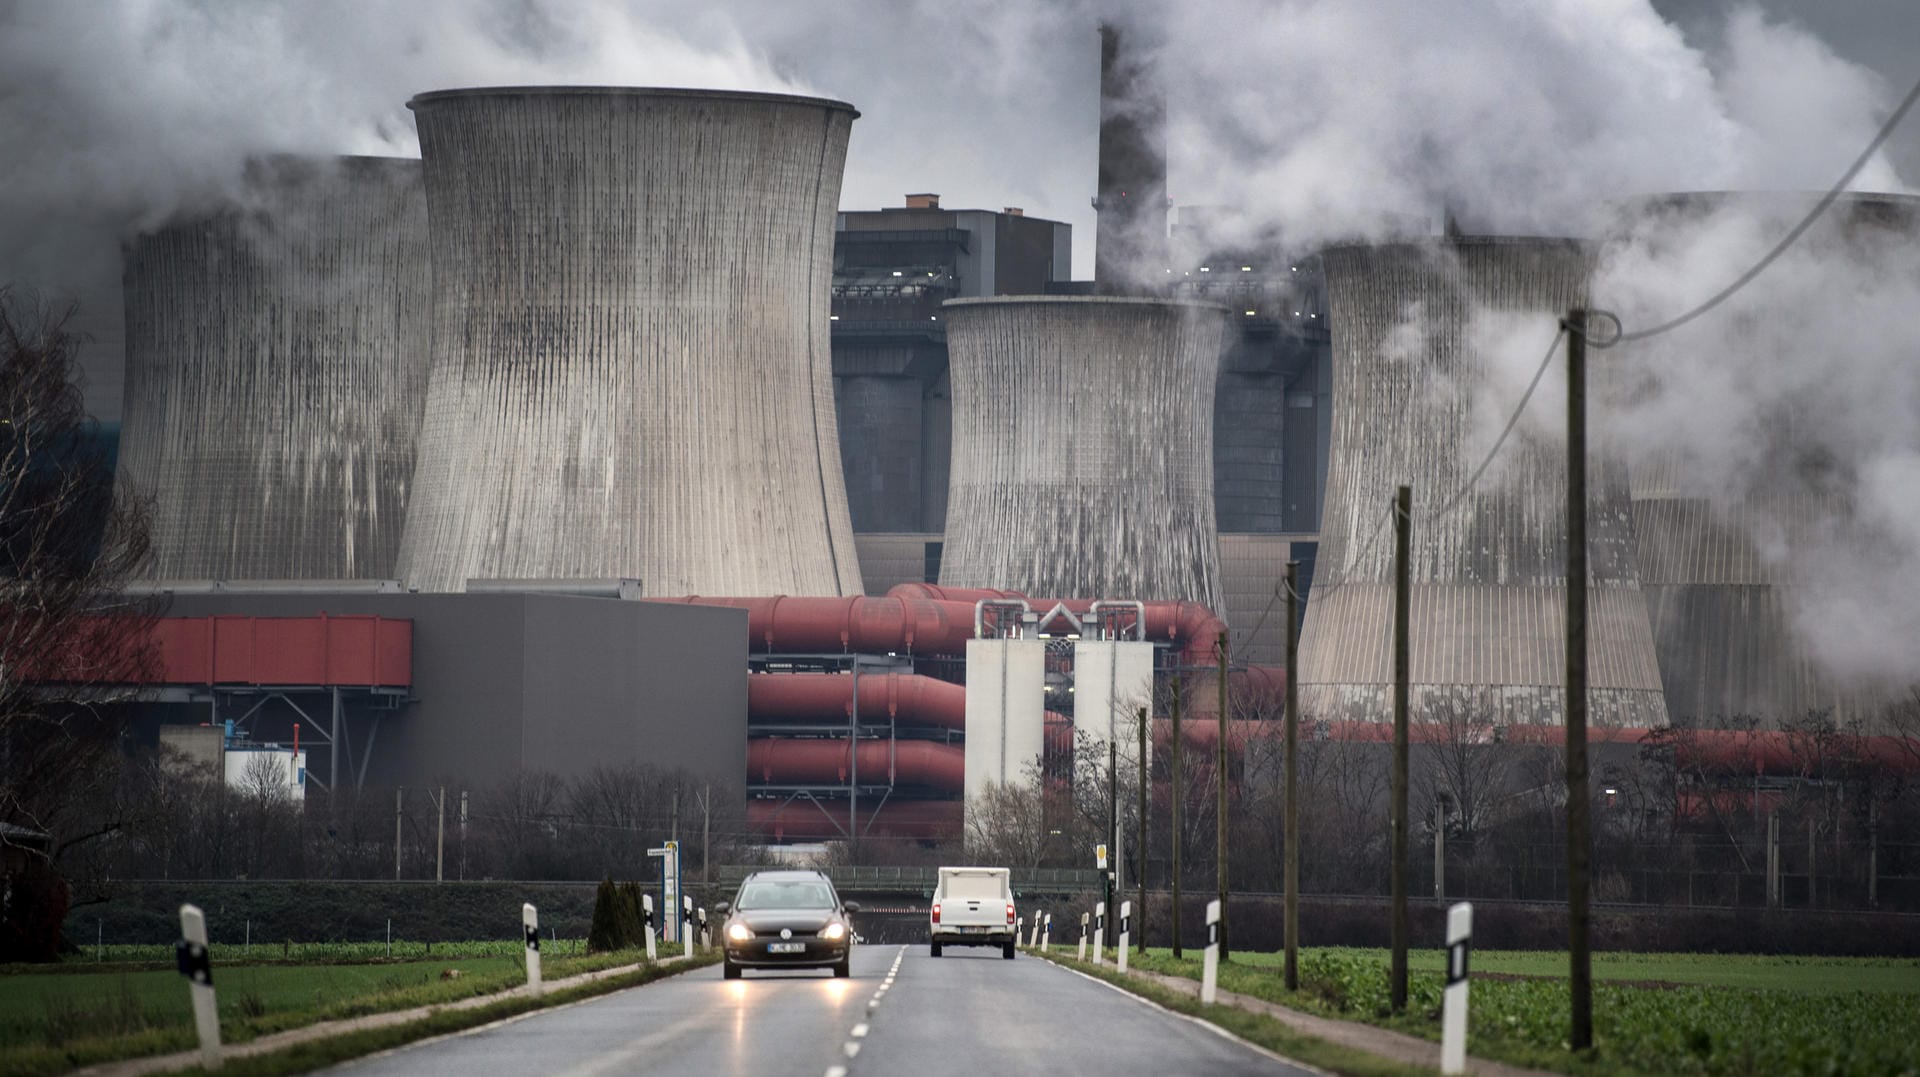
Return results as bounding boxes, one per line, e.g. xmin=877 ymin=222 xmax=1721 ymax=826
xmin=1 ymin=949 xmax=715 ymax=1076
xmin=1027 ymin=949 xmax=1435 ymax=1077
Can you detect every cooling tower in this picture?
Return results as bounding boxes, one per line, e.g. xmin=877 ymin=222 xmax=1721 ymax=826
xmin=938 ymin=296 xmax=1228 ymax=607
xmin=118 ymin=156 xmax=429 ymax=579
xmin=1296 ymin=238 xmax=1668 ymax=727
xmin=395 ymin=87 xmax=863 ymax=596
xmin=1610 ymin=193 xmax=1920 ymax=726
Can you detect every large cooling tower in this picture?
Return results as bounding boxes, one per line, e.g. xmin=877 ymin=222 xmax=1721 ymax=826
xmin=118 ymin=156 xmax=429 ymax=579
xmin=396 ymin=87 xmax=863 ymax=596
xmin=938 ymin=296 xmax=1228 ymax=607
xmin=1296 ymin=238 xmax=1668 ymax=727
xmin=1613 ymin=193 xmax=1920 ymax=726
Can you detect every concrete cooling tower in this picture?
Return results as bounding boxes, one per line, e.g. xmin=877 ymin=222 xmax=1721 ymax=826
xmin=1296 ymin=238 xmax=1668 ymax=727
xmin=118 ymin=156 xmax=429 ymax=579
xmin=938 ymin=296 xmax=1228 ymax=607
xmin=396 ymin=87 xmax=863 ymax=596
xmin=1610 ymin=192 xmax=1920 ymax=727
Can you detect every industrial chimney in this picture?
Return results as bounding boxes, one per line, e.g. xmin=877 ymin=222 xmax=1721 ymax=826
xmin=1295 ymin=238 xmax=1668 ymax=727
xmin=938 ymin=296 xmax=1228 ymax=607
xmin=396 ymin=87 xmax=864 ymax=596
xmin=1093 ymin=24 xmax=1168 ymax=293
xmin=118 ymin=155 xmax=430 ymax=580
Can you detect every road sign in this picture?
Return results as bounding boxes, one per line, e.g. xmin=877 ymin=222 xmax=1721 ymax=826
xmin=1096 ymin=843 xmax=1108 ymax=869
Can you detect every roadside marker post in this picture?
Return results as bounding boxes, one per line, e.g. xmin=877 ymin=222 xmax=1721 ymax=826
xmin=681 ymin=896 xmax=694 ymax=958
xmin=176 ymin=904 xmax=222 ymax=1070
xmin=1202 ymin=899 xmax=1221 ymax=1004
xmin=1016 ymin=915 xmax=1024 ymax=944
xmin=522 ymin=903 xmax=543 ymax=995
xmin=1043 ymin=913 xmax=1052 ymax=953
xmin=1441 ymin=902 xmax=1473 ymax=1075
xmin=697 ymin=907 xmax=709 ymax=948
xmin=642 ymin=894 xmax=658 ymax=961
xmin=1117 ymin=900 xmax=1132 ymax=973
xmin=1077 ymin=912 xmax=1089 ymax=961
xmin=1092 ymin=901 xmax=1107 ymax=965
xmin=1030 ymin=914 xmax=1042 ymax=947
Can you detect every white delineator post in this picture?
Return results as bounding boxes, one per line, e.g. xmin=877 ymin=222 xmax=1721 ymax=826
xmin=1092 ymin=901 xmax=1107 ymax=965
xmin=697 ymin=907 xmax=708 ymax=948
xmin=681 ymin=896 xmax=694 ymax=958
xmin=176 ymin=904 xmax=223 ymax=1070
xmin=1077 ymin=912 xmax=1089 ymax=961
xmin=1117 ymin=900 xmax=1132 ymax=973
xmin=1442 ymin=902 xmax=1473 ymax=1075
xmin=1030 ymin=914 xmax=1042 ymax=948
xmin=1016 ymin=915 xmax=1025 ymax=946
xmin=642 ymin=894 xmax=658 ymax=961
xmin=1201 ymin=899 xmax=1221 ymax=1004
xmin=1043 ymin=913 xmax=1053 ymax=953
xmin=522 ymin=903 xmax=543 ymax=995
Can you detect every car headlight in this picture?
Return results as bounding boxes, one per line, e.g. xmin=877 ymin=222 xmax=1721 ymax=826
xmin=821 ymin=922 xmax=847 ymax=941
xmin=727 ymin=923 xmax=753 ymax=943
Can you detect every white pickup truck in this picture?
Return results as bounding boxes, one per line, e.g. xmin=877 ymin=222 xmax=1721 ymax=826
xmin=928 ymin=866 xmax=1016 ymax=959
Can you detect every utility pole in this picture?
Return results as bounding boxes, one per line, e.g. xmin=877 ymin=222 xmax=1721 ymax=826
xmin=1283 ymin=560 xmax=1301 ymax=991
xmin=435 ymin=786 xmax=446 ymax=884
xmin=1108 ymin=738 xmax=1119 ymax=918
xmin=702 ymin=783 xmax=713 ymax=883
xmin=1564 ymin=308 xmax=1594 ymax=1052
xmin=1391 ymin=483 xmax=1411 ymax=1014
xmin=1136 ymin=705 xmax=1148 ymax=949
xmin=1171 ymin=675 xmax=1184 ymax=958
xmin=671 ymin=790 xmax=680 ymax=849
xmin=394 ymin=787 xmax=404 ymax=881
xmin=459 ymin=790 xmax=469 ymax=882
xmin=1216 ymin=631 xmax=1230 ymax=961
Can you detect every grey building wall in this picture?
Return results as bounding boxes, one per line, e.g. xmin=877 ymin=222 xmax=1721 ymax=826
xmin=853 ymin=533 xmax=944 ymax=596
xmin=397 ymin=87 xmax=863 ymax=597
xmin=1297 ymin=239 xmax=1667 ymax=727
xmin=118 ymin=156 xmax=430 ymax=579
xmin=152 ymin=591 xmax=747 ymax=796
xmin=939 ymin=296 xmax=1229 ymax=607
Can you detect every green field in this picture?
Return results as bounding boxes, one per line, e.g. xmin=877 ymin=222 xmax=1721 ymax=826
xmin=0 ymin=945 xmax=653 ymax=1076
xmin=1154 ymin=947 xmax=1920 ymax=995
xmin=1118 ymin=947 xmax=1920 ymax=1075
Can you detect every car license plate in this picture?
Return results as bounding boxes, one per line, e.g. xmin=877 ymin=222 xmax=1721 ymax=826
xmin=768 ymin=942 xmax=806 ymax=954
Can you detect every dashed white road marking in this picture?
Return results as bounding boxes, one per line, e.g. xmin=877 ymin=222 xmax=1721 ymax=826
xmin=843 ymin=1041 xmax=862 ymax=1058
xmin=825 ymin=1067 xmax=847 ymax=1077
xmin=851 ymin=1023 xmax=869 ymax=1038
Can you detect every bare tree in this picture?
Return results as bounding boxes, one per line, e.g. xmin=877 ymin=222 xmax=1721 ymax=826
xmin=1 ymin=290 xmax=157 ymax=959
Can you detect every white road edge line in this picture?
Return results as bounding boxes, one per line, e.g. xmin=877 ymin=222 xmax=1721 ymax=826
xmin=825 ymin=1067 xmax=848 ymax=1077
xmin=851 ymin=1023 xmax=869 ymax=1038
xmin=1041 ymin=960 xmax=1335 ymax=1077
xmin=843 ymin=1041 xmax=862 ymax=1058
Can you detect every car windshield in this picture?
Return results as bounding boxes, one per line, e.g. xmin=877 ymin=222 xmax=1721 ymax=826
xmin=736 ymin=880 xmax=834 ymax=910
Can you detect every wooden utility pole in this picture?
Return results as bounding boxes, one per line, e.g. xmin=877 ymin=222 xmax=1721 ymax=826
xmin=1108 ymin=738 xmax=1120 ymax=918
xmin=1171 ymin=675 xmax=1184 ymax=957
xmin=1391 ymin=483 xmax=1411 ymax=1014
xmin=1216 ymin=631 xmax=1230 ymax=961
xmin=1564 ymin=308 xmax=1594 ymax=1051
xmin=435 ymin=786 xmax=445 ymax=884
xmin=1137 ymin=705 xmax=1148 ymax=948
xmin=394 ymin=787 xmax=404 ymax=881
xmin=1283 ymin=560 xmax=1301 ymax=991
xmin=702 ymin=783 xmax=713 ymax=883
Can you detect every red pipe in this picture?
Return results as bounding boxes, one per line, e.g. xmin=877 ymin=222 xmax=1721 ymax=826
xmin=748 ymin=798 xmax=961 ymax=842
xmin=748 ymin=672 xmax=968 ymax=729
xmin=748 ymin=738 xmax=964 ymax=791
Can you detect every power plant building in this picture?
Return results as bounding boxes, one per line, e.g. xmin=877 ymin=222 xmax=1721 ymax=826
xmin=396 ymin=87 xmax=864 ymax=597
xmin=117 ymin=156 xmax=430 ymax=580
xmin=938 ymin=295 xmax=1229 ymax=607
xmin=1296 ymin=238 xmax=1669 ymax=727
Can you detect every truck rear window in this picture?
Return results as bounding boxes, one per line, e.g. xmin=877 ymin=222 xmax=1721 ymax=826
xmin=942 ymin=875 xmax=1006 ymax=900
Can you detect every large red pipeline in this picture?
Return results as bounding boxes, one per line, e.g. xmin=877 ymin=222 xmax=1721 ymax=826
xmin=748 ymin=738 xmax=965 ymax=791
xmin=748 ymin=798 xmax=961 ymax=842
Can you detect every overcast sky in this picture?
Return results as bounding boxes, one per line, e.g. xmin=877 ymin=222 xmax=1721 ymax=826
xmin=1 ymin=0 xmax=1916 ymax=416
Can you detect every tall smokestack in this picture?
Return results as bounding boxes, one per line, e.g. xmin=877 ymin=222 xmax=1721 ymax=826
xmin=1093 ymin=24 xmax=1168 ymax=294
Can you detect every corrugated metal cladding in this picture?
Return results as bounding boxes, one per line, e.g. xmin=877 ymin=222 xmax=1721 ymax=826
xmin=119 ymin=156 xmax=429 ymax=579
xmin=1297 ymin=238 xmax=1667 ymax=728
xmin=395 ymin=87 xmax=863 ymax=596
xmin=939 ymin=296 xmax=1229 ymax=608
xmin=1615 ymin=193 xmax=1920 ymax=727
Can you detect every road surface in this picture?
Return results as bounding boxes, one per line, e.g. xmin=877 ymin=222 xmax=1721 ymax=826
xmin=330 ymin=945 xmax=1311 ymax=1076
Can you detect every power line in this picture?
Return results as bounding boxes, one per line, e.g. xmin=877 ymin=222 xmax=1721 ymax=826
xmin=1590 ymin=71 xmax=1920 ymax=348
xmin=1426 ymin=326 xmax=1566 ymax=521
xmin=1241 ymin=500 xmax=1393 ymax=652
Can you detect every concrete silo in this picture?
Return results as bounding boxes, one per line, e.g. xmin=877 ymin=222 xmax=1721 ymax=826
xmin=396 ymin=87 xmax=863 ymax=596
xmin=938 ymin=296 xmax=1228 ymax=607
xmin=1296 ymin=238 xmax=1668 ymax=727
xmin=119 ymin=155 xmax=429 ymax=579
xmin=1609 ymin=193 xmax=1920 ymax=726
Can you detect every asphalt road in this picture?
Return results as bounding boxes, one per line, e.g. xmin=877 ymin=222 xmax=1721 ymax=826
xmin=329 ymin=945 xmax=1313 ymax=1076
